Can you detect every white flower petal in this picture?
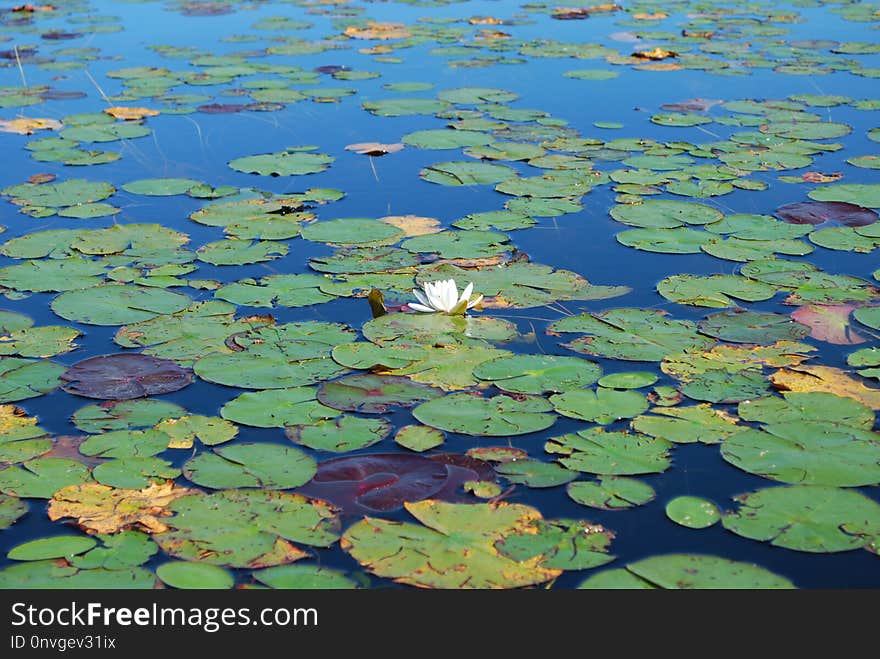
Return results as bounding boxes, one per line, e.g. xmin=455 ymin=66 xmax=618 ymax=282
xmin=408 ymin=302 xmax=437 ymax=313
xmin=467 ymin=294 xmax=484 ymax=309
xmin=412 ymin=289 xmax=431 ymax=308
xmin=459 ymin=282 xmax=474 ymax=305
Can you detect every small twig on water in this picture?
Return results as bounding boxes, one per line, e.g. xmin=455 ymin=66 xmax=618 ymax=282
xmin=13 ymin=45 xmax=27 ymax=88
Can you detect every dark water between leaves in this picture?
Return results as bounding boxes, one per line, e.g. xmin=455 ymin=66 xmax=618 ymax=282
xmin=0 ymin=0 xmax=878 ymax=589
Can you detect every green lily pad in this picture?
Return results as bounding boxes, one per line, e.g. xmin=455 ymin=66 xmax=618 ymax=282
xmin=0 ymin=358 xmax=65 ymax=403
xmin=68 ymin=531 xmax=157 ymax=569
xmin=51 ymin=284 xmax=191 ymax=326
xmin=229 ymin=149 xmax=334 ymax=176
xmin=214 ymin=274 xmax=335 ymax=309
xmin=286 ymin=416 xmax=392 ymax=452
xmin=545 ymin=428 xmax=673 ymax=476
xmin=155 ymin=489 xmax=340 ymax=567
xmin=362 ymin=97 xmax=450 ymax=116
xmin=221 ymin=387 xmax=338 ymax=428
xmin=597 ymin=372 xmax=658 ymax=389
xmin=183 ymin=443 xmax=316 ymax=490
xmin=252 ymin=564 xmax=357 ymax=589
xmin=156 ymin=561 xmax=233 ymax=589
xmin=413 ymin=393 xmax=555 ymax=436
xmin=578 ymin=554 xmax=795 ymax=589
xmin=610 ymin=199 xmax=723 ymax=228
xmin=631 ymin=404 xmax=743 ymax=444
xmin=419 ymin=161 xmax=517 ymax=186
xmin=196 ymin=239 xmax=288 ymax=266
xmin=403 ymin=129 xmax=491 ymax=149
xmin=567 ymin=477 xmax=656 ymax=510
xmin=698 ymin=310 xmax=810 ymax=344
xmin=122 ymin=178 xmax=201 ymax=196
xmin=666 ymin=496 xmax=720 ymax=529
xmin=0 ymin=259 xmax=107 ymax=293
xmin=657 ymin=274 xmax=776 ymax=308
xmin=72 ymin=399 xmax=187 ymax=433
xmin=617 ymin=227 xmax=710 ymax=254
xmin=395 ymin=425 xmax=445 ymax=452
xmin=550 ymin=388 xmax=648 ymax=425
xmin=494 ymin=460 xmax=578 ymax=488
xmin=0 ymin=494 xmax=27 ymax=529
xmin=0 ymin=560 xmax=155 ymax=589
xmin=495 ymin=518 xmax=615 ymax=571
xmin=301 ymin=218 xmax=404 ymax=247
xmin=808 ymin=183 xmax=880 ymax=208
xmin=93 ymin=457 xmax=180 ymax=489
xmin=473 ymin=354 xmax=602 ymax=394
xmin=0 ymin=458 xmax=92 ymax=499
xmin=722 ymin=485 xmax=880 ymax=553
xmin=8 ymin=535 xmax=97 ymax=561
xmin=341 ymin=499 xmax=561 ymax=589
xmin=0 ymin=325 xmax=79 ymax=358
xmin=2 ymin=179 xmax=115 ymax=208
xmin=551 ymin=309 xmax=713 ymax=362
xmin=317 ymin=374 xmax=441 ymax=413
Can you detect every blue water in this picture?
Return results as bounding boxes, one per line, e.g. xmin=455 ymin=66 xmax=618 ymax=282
xmin=0 ymin=0 xmax=878 ymax=588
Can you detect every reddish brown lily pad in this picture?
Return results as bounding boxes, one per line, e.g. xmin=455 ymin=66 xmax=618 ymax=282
xmin=60 ymin=354 xmax=193 ymax=400
xmin=775 ymin=201 xmax=878 ymax=227
xmin=298 ymin=453 xmax=449 ymax=513
xmin=317 ymin=374 xmax=442 ymax=413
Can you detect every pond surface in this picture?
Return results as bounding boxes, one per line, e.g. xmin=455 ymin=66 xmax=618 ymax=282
xmin=0 ymin=0 xmax=878 ymax=589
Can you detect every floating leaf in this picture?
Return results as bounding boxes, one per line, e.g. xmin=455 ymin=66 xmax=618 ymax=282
xmin=298 ymin=453 xmax=449 ymax=513
xmin=229 ymin=149 xmax=334 ymax=176
xmin=473 ymin=354 xmax=601 ymax=394
xmin=285 ymin=416 xmax=392 ymax=452
xmin=61 ymin=354 xmax=193 ymax=400
xmin=221 ymin=387 xmax=337 ymax=429
xmin=317 ymin=374 xmax=441 ymax=413
xmin=122 ymin=178 xmax=201 ymax=196
xmin=567 ymin=477 xmax=655 ymax=510
xmin=770 ymin=365 xmax=880 ymax=409
xmin=494 ymin=460 xmax=577 ymax=488
xmin=341 ymin=500 xmax=561 ymax=589
xmin=723 ymin=485 xmax=880 ymax=553
xmin=48 ymin=481 xmax=197 ymax=534
xmin=155 ymin=490 xmax=340 ymax=568
xmin=51 ymin=284 xmax=191 ymax=326
xmin=666 ymin=496 xmax=720 ymax=529
xmin=775 ymin=200 xmax=878 ymax=227
xmin=0 ymin=494 xmax=27 ymax=529
xmin=252 ymin=564 xmax=357 ymax=589
xmin=395 ymin=425 xmax=445 ymax=452
xmin=808 ymin=183 xmax=880 ymax=208
xmin=551 ymin=309 xmax=713 ymax=362
xmin=419 ymin=161 xmax=516 ymax=186
xmin=579 ymin=555 xmax=795 ymax=589
xmin=790 ymin=305 xmax=866 ymax=344
xmin=545 ymin=428 xmax=673 ymax=476
xmin=156 ymin=561 xmax=233 ymax=589
xmin=183 ymin=444 xmax=316 ymax=490
xmin=8 ymin=535 xmax=97 ymax=561
xmin=0 ymin=458 xmax=92 ymax=499
xmin=0 ymin=358 xmax=64 ymax=403
xmin=631 ymin=404 xmax=743 ymax=445
xmin=697 ymin=310 xmax=810 ymax=344
xmin=658 ymin=275 xmax=776 ymax=308
xmin=413 ymin=393 xmax=555 ymax=437
xmin=550 ymin=388 xmax=648 ymax=424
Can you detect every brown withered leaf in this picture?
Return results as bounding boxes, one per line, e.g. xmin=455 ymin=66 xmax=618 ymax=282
xmin=770 ymin=365 xmax=880 ymax=409
xmin=0 ymin=117 xmax=62 ymax=135
xmin=379 ymin=214 xmax=441 ymax=237
xmin=48 ymin=481 xmax=198 ymax=534
xmin=344 ymin=22 xmax=411 ymax=40
xmin=104 ymin=106 xmax=159 ymax=121
xmin=633 ymin=47 xmax=678 ymax=60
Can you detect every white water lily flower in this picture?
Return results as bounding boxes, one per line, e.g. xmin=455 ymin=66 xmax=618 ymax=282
xmin=408 ymin=278 xmax=483 ymax=315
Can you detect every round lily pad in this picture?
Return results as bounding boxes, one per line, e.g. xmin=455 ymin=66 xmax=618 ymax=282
xmin=546 ymin=428 xmax=673 ymax=476
xmin=8 ymin=535 xmax=97 ymax=561
xmin=550 ymin=388 xmax=648 ymax=424
xmin=301 ymin=218 xmax=404 ymax=246
xmin=473 ymin=354 xmax=602 ymax=394
xmin=285 ymin=416 xmax=392 ymax=452
xmin=567 ymin=477 xmax=656 ymax=510
xmin=578 ymin=554 xmax=795 ymax=589
xmin=697 ymin=310 xmax=810 ymax=344
xmin=413 ymin=393 xmax=556 ymax=436
xmin=610 ymin=199 xmax=723 ymax=228
xmin=51 ymin=284 xmax=191 ymax=326
xmin=122 ymin=178 xmax=201 ymax=196
xmin=665 ymin=496 xmax=720 ymax=529
xmin=495 ymin=460 xmax=578 ymax=488
xmin=419 ymin=161 xmax=516 ymax=186
xmin=252 ymin=564 xmax=357 ymax=589
xmin=775 ymin=200 xmax=878 ymax=227
xmin=156 ymin=561 xmax=233 ymax=589
xmin=317 ymin=374 xmax=441 ymax=413
xmin=597 ymin=372 xmax=658 ymax=389
xmin=183 ymin=443 xmax=317 ymax=489
xmin=60 ymin=354 xmax=193 ymax=400
xmin=722 ymin=485 xmax=880 ymax=553
xmin=229 ymin=149 xmax=334 ymax=176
